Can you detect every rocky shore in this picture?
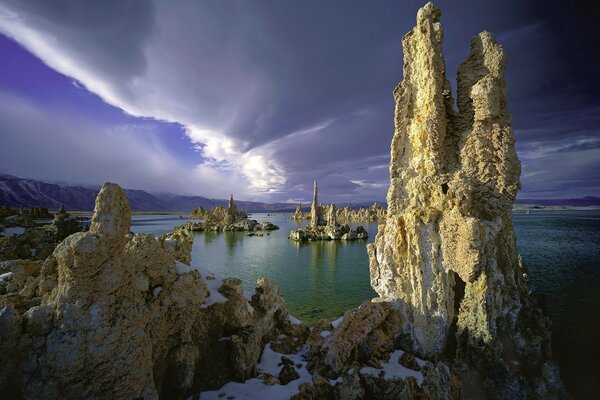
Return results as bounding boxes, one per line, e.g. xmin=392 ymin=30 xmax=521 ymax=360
xmin=289 ymin=182 xmax=369 ymax=241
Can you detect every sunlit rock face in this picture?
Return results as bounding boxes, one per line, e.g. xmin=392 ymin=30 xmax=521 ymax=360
xmin=368 ymin=2 xmax=565 ymax=397
xmin=0 ymin=182 xmax=295 ymax=399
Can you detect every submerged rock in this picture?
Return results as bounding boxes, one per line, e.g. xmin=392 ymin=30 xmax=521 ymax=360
xmin=367 ymin=2 xmax=566 ymax=398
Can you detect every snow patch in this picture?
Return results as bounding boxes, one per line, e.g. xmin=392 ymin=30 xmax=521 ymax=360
xmin=152 ymin=287 xmax=162 ymax=298
xmin=328 ymin=377 xmax=343 ymax=386
xmin=0 ymin=272 xmax=13 ymax=281
xmin=331 ymin=316 xmax=344 ymax=329
xmin=193 ymin=265 xmax=228 ymax=308
xmin=175 ymin=261 xmax=193 ymax=275
xmin=288 ymin=315 xmax=302 ymax=325
xmin=1 ymin=227 xmax=26 ymax=236
xmin=198 ymin=343 xmax=311 ymax=399
xmin=319 ymin=330 xmax=331 ymax=338
xmin=359 ymin=349 xmax=425 ymax=385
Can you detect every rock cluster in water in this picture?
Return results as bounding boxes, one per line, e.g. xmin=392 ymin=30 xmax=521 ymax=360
xmin=289 ymin=182 xmax=369 ymax=241
xmin=291 ymin=202 xmax=386 ymax=223
xmin=186 ymin=194 xmax=279 ymax=232
xmin=0 ymin=205 xmax=82 ymax=261
xmin=367 ymin=3 xmax=566 ymax=398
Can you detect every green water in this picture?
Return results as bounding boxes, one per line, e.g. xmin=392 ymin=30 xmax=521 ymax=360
xmin=189 ymin=215 xmax=378 ymax=322
xmin=131 ymin=210 xmax=600 ymax=399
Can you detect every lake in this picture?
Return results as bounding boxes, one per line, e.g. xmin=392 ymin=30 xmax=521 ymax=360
xmin=131 ymin=210 xmax=600 ymax=399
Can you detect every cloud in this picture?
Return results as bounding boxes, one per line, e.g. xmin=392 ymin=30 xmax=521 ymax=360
xmin=0 ymin=89 xmax=250 ymax=198
xmin=0 ymin=0 xmax=598 ymax=200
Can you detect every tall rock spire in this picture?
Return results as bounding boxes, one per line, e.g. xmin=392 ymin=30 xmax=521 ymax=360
xmin=368 ymin=2 xmax=564 ymax=397
xmin=309 ymin=181 xmax=324 ymax=228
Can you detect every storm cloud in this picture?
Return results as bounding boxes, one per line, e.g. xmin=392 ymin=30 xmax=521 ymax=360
xmin=0 ymin=0 xmax=597 ymax=201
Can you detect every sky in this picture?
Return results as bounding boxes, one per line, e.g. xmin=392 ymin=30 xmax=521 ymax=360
xmin=0 ymin=0 xmax=598 ymax=203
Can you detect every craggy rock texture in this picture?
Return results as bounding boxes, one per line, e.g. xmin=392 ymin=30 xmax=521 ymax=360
xmin=336 ymin=203 xmax=386 ymax=224
xmin=0 ymin=206 xmax=82 ymax=262
xmin=368 ymin=3 xmax=567 ymax=398
xmin=0 ymin=183 xmax=294 ymax=399
xmin=186 ymin=195 xmax=278 ymax=233
xmin=291 ymin=202 xmax=385 ymax=223
xmin=290 ymin=182 xmax=368 ymax=241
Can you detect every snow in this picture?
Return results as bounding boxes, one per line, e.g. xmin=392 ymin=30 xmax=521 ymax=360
xmin=1 ymin=227 xmax=26 ymax=237
xmin=173 ymin=262 xmax=229 ymax=307
xmin=359 ymin=349 xmax=425 ymax=385
xmin=192 ymin=265 xmax=229 ymax=307
xmin=152 ymin=287 xmax=162 ymax=298
xmin=288 ymin=315 xmax=302 ymax=325
xmin=328 ymin=377 xmax=343 ymax=386
xmin=198 ymin=343 xmax=312 ymax=400
xmin=331 ymin=316 xmax=344 ymax=329
xmin=175 ymin=261 xmax=193 ymax=275
xmin=319 ymin=330 xmax=331 ymax=338
xmin=0 ymin=272 xmax=13 ymax=281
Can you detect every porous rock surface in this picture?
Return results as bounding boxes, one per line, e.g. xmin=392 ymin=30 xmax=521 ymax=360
xmin=0 ymin=183 xmax=294 ymax=399
xmin=186 ymin=195 xmax=279 ymax=233
xmin=290 ymin=182 xmax=368 ymax=241
xmin=367 ymin=2 xmax=567 ymax=398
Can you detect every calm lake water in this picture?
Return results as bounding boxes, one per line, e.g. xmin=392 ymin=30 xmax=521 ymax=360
xmin=131 ymin=210 xmax=600 ymax=399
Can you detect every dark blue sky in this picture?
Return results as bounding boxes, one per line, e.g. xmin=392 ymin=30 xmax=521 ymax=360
xmin=0 ymin=0 xmax=598 ymax=202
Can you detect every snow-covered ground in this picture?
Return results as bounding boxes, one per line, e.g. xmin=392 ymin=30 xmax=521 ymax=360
xmin=0 ymin=227 xmax=26 ymax=236
xmin=198 ymin=343 xmax=311 ymax=400
xmin=360 ymin=349 xmax=426 ymax=385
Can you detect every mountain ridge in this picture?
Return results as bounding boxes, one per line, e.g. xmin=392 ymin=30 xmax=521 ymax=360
xmin=1 ymin=174 xmax=598 ymax=211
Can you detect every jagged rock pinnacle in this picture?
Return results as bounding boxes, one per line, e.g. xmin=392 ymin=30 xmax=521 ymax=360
xmin=368 ymin=2 xmax=565 ymax=397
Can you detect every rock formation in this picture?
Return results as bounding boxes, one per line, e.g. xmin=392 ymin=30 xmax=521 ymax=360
xmin=289 ymin=182 xmax=368 ymax=241
xmin=336 ymin=203 xmax=386 ymax=224
xmin=367 ymin=3 xmax=566 ymax=398
xmin=0 ymin=205 xmax=82 ymax=262
xmin=0 ymin=183 xmax=295 ymax=399
xmin=290 ymin=204 xmax=308 ymax=220
xmin=309 ymin=181 xmax=325 ymax=228
xmin=187 ymin=195 xmax=277 ymax=232
xmin=292 ymin=202 xmax=386 ymax=223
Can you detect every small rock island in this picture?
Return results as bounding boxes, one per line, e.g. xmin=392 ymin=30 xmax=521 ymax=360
xmin=183 ymin=194 xmax=278 ymax=232
xmin=289 ymin=181 xmax=368 ymax=241
xmin=291 ymin=202 xmax=385 ymax=223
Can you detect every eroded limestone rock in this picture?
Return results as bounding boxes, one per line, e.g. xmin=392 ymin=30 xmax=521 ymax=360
xmin=367 ymin=2 xmax=566 ymax=398
xmin=290 ymin=182 xmax=368 ymax=241
xmin=0 ymin=182 xmax=294 ymax=399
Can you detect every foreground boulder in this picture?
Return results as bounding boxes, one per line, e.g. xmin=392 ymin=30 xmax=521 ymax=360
xmin=367 ymin=3 xmax=566 ymax=398
xmin=0 ymin=183 xmax=294 ymax=399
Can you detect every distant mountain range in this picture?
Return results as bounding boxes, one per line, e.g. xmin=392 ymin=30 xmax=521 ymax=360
xmin=1 ymin=174 xmax=598 ymax=212
xmin=0 ymin=174 xmax=300 ymax=212
xmin=516 ymin=197 xmax=600 ymax=207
